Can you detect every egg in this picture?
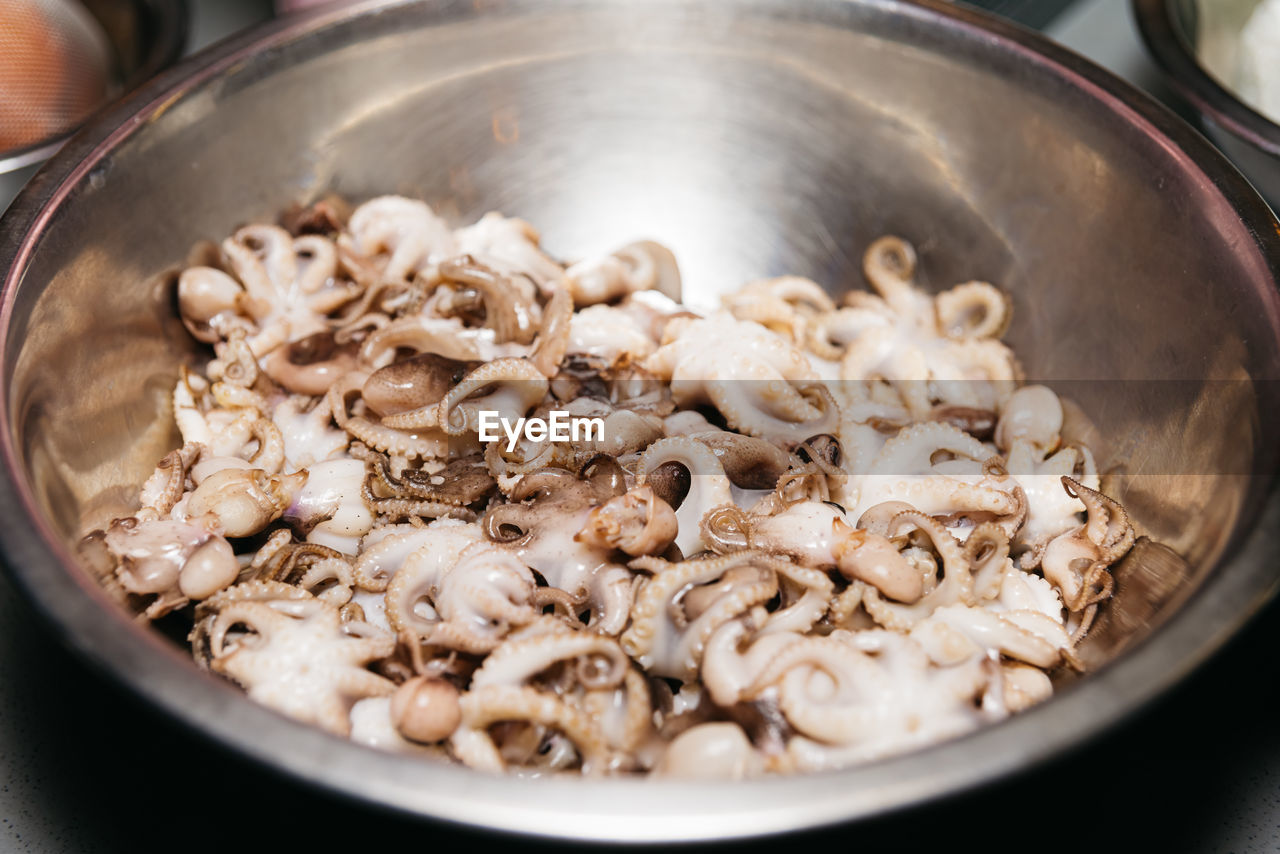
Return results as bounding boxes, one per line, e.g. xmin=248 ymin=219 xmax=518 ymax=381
xmin=0 ymin=0 xmax=112 ymax=151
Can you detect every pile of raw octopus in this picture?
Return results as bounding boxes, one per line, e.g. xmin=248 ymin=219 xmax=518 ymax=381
xmin=78 ymin=195 xmax=1134 ymax=777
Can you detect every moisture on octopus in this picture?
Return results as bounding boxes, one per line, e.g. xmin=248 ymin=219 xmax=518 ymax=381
xmin=77 ymin=196 xmax=1135 ymax=776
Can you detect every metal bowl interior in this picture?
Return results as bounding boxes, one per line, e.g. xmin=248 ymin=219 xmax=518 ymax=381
xmin=3 ymin=0 xmax=1280 ymax=842
xmin=1133 ymin=0 xmax=1280 ymax=203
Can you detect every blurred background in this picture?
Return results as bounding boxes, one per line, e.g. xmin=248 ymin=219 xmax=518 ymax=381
xmin=2 ymin=0 xmax=1163 ymax=212
xmin=1 ymin=1 xmax=1278 ymax=852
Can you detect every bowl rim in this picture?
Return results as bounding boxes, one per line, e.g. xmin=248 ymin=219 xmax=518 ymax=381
xmin=1132 ymin=0 xmax=1280 ymax=157
xmin=3 ymin=0 xmax=1280 ymax=842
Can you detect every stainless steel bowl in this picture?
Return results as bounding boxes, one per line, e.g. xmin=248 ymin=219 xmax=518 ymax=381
xmin=1134 ymin=0 xmax=1280 ymax=205
xmin=2 ymin=0 xmax=1280 ymax=842
xmin=0 ymin=0 xmax=189 ymax=210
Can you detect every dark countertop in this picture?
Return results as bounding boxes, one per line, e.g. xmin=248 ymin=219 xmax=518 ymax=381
xmin=2 ymin=1 xmax=1278 ymax=851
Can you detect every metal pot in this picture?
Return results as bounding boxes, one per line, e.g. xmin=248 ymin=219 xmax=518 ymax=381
xmin=2 ymin=0 xmax=1279 ymax=842
xmin=0 ymin=0 xmax=189 ymax=210
xmin=1134 ymin=0 xmax=1280 ymax=206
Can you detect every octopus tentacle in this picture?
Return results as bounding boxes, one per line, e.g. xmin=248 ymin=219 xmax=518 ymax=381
xmin=861 ymin=511 xmax=973 ymax=631
xmin=1066 ymin=476 xmax=1135 ymax=563
xmin=565 ymin=241 xmax=682 ymax=307
xmin=438 ymin=256 xmax=540 ymax=345
xmin=964 ymin=522 xmax=1012 ymax=601
xmin=470 ymin=624 xmax=629 ymax=689
xmin=638 ymin=437 xmax=734 ymax=557
xmin=357 ymin=518 xmax=480 ymax=594
xmin=934 ymin=280 xmax=1010 ymax=340
xmin=254 ymin=541 xmax=355 ymax=604
xmin=582 ymin=668 xmax=652 ymax=753
xmin=530 ymin=287 xmax=573 ymax=376
xmin=202 ymin=596 xmax=394 ymax=736
xmin=862 ymin=235 xmax=930 ymax=320
xmin=387 ymin=357 xmax=546 ymax=434
xmin=222 ymin=225 xmax=297 ymax=318
xmin=343 ymin=195 xmax=455 ymax=284
xmin=328 ymin=371 xmax=448 ymax=459
xmin=1040 ymin=477 xmax=1134 ymax=612
xmin=622 ymin=551 xmax=782 ymax=681
xmin=359 ymin=315 xmax=489 ymax=367
xmin=846 ymin=422 xmax=1018 ymax=521
xmin=808 ymin=304 xmax=893 ymax=361
xmin=723 ymin=276 xmax=835 ymax=343
xmin=452 ymin=685 xmax=612 ymax=773
xmin=139 ymin=443 xmax=204 ymax=516
xmin=764 ymin=559 xmax=836 ymax=635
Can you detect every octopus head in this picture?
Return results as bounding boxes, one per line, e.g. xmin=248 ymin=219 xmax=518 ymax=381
xmin=187 ymin=467 xmax=308 ymax=538
xmin=391 ymin=675 xmax=463 ymax=744
xmin=361 ymin=352 xmax=466 ymax=418
xmin=576 ymin=485 xmax=679 ymax=557
xmin=995 ymin=385 xmax=1063 ymax=455
xmin=262 ymin=331 xmax=359 ymax=397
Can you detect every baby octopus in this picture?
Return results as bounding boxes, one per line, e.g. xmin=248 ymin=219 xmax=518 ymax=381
xmin=81 ymin=194 xmax=1138 ymax=778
